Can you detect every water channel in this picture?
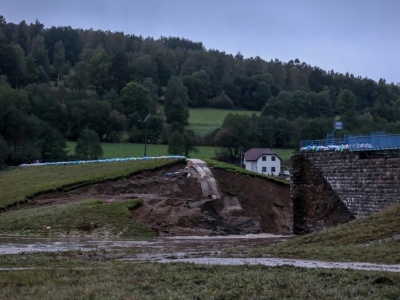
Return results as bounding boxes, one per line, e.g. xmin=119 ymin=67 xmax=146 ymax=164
xmin=1 ymin=235 xmax=399 ymax=273
xmin=0 ymin=234 xmax=289 ymax=255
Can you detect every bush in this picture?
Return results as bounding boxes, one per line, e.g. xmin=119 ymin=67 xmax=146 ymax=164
xmin=209 ymin=92 xmax=234 ymax=109
xmin=168 ymin=131 xmax=185 ymax=155
xmin=0 ymin=135 xmax=10 ymax=168
xmin=75 ymin=129 xmax=103 ymax=159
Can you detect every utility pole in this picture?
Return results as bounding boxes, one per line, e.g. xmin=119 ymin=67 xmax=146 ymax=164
xmin=141 ymin=114 xmax=150 ymax=157
xmin=240 ymin=145 xmax=243 ymax=168
xmin=120 ymin=134 xmax=122 ymax=157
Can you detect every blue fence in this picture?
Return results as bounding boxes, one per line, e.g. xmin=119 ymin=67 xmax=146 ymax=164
xmin=300 ymin=133 xmax=400 ymax=152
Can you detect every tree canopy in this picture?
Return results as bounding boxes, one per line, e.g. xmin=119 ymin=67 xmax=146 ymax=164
xmin=0 ymin=16 xmax=400 ymax=164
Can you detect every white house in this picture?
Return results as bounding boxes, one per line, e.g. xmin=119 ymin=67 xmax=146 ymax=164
xmin=243 ymin=148 xmax=281 ymax=176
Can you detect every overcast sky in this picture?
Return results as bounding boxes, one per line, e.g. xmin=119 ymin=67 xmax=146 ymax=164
xmin=2 ymin=0 xmax=399 ymax=84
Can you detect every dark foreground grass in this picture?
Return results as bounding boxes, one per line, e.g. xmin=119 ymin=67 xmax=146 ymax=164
xmin=0 ymin=198 xmax=155 ymax=237
xmin=0 ymin=260 xmax=399 ymax=299
xmin=0 ymin=158 xmax=182 ymax=210
xmin=247 ymin=204 xmax=400 ymax=264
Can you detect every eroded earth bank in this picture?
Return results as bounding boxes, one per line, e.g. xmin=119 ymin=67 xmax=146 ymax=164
xmin=29 ymin=160 xmax=291 ymax=237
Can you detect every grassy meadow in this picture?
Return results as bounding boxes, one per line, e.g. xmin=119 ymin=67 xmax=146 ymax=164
xmin=66 ymin=141 xmax=219 ymax=159
xmin=66 ymin=141 xmax=295 ymax=166
xmin=64 ymin=107 xmax=293 ymax=164
xmin=188 ymin=108 xmax=260 ymax=136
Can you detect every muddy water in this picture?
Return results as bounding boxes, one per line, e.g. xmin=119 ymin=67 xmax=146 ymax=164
xmin=0 ymin=234 xmax=291 ymax=255
xmin=2 ymin=235 xmax=400 ymax=273
xmin=156 ymin=257 xmax=400 ymax=273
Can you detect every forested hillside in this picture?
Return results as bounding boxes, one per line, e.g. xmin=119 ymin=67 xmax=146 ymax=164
xmin=1 ymin=16 xmax=400 ymax=165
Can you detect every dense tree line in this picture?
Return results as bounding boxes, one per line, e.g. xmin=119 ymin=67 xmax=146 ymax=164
xmin=0 ymin=16 xmax=399 ymax=165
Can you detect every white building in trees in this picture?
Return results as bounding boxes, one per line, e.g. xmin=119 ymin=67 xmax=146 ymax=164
xmin=243 ymin=148 xmax=281 ymax=176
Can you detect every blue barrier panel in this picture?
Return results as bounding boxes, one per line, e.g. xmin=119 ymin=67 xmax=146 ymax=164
xmin=300 ymin=133 xmax=400 ymax=151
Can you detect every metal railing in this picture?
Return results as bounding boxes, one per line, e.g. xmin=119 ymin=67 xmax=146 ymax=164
xmin=300 ymin=133 xmax=400 ymax=151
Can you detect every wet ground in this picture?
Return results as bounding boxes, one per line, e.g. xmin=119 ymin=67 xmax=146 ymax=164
xmin=155 ymin=258 xmax=400 ymax=273
xmin=1 ymin=235 xmax=400 ymax=273
xmin=0 ymin=234 xmax=290 ymax=255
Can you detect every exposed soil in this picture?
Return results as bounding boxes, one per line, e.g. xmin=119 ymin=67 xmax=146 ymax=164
xmin=28 ymin=160 xmax=292 ymax=237
xmin=291 ymin=155 xmax=355 ymax=234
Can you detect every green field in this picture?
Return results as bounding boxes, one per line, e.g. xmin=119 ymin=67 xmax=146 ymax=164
xmin=66 ymin=141 xmax=295 ymax=163
xmin=67 ymin=141 xmax=219 ymax=159
xmin=188 ymin=108 xmax=260 ymax=136
xmin=64 ymin=107 xmax=292 ymax=161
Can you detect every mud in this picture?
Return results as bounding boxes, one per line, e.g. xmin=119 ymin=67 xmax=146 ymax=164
xmin=28 ymin=160 xmax=292 ymax=237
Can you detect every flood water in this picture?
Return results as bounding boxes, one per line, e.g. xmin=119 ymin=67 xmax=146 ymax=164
xmin=0 ymin=234 xmax=290 ymax=255
xmin=1 ymin=235 xmax=400 ymax=272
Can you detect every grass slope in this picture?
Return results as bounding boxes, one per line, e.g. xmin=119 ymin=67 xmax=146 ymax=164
xmin=248 ymin=204 xmax=400 ymax=264
xmin=205 ymin=158 xmax=289 ymax=185
xmin=0 ymin=198 xmax=154 ymax=237
xmin=0 ymin=158 xmax=182 ymax=210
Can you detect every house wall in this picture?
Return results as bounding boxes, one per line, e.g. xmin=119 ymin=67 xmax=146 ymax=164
xmin=244 ymin=161 xmax=257 ymax=172
xmin=244 ymin=155 xmax=281 ymax=176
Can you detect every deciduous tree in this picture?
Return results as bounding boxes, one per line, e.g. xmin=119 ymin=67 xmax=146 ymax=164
xmin=86 ymin=50 xmax=111 ymax=95
xmin=167 ymin=131 xmax=185 ymax=155
xmin=121 ymin=81 xmax=151 ymax=126
xmin=0 ymin=134 xmax=9 ymax=168
xmin=164 ymin=76 xmax=189 ymax=127
xmin=75 ymin=128 xmax=103 ymax=159
xmin=336 ymin=89 xmax=356 ymax=120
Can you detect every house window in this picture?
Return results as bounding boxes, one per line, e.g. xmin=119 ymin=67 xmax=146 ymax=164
xmin=262 ymin=156 xmax=266 ymax=161
xmin=271 ymin=167 xmax=276 ymax=173
xmin=262 ymin=167 xmax=266 ymax=172
xmin=271 ymin=156 xmax=276 ymax=161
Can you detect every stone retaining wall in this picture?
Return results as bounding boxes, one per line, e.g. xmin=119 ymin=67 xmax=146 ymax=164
xmin=291 ymin=151 xmax=400 ymax=233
